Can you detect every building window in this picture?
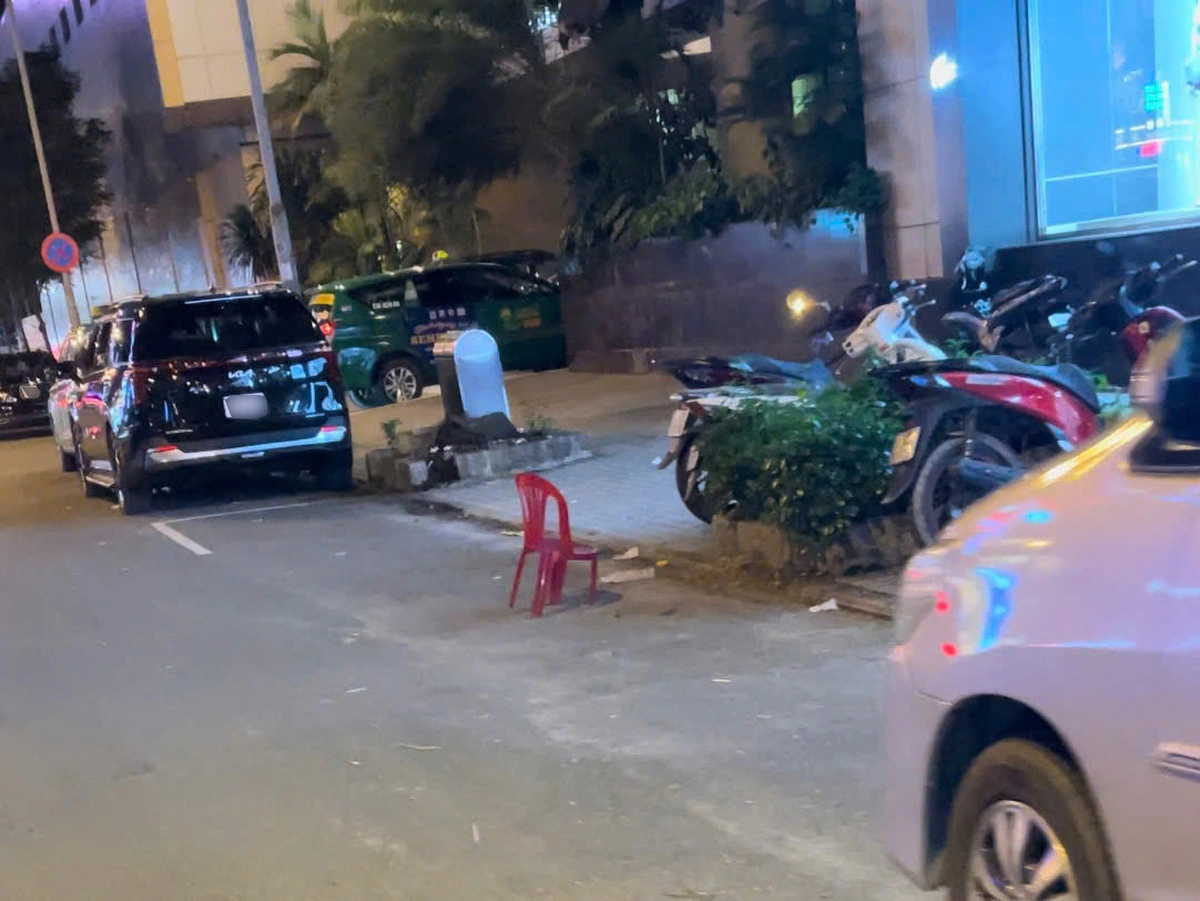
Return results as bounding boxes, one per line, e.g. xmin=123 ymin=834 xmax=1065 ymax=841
xmin=47 ymin=26 xmax=58 ymax=51
xmin=58 ymin=7 xmax=70 ymax=43
xmin=72 ymin=0 xmax=83 ymax=24
xmin=1029 ymin=0 xmax=1200 ymax=237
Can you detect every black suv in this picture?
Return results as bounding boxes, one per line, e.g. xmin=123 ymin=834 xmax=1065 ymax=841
xmin=67 ymin=287 xmax=353 ymax=515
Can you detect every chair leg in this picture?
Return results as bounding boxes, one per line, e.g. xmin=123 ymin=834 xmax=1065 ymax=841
xmin=509 ymin=549 xmax=529 ymax=608
xmin=588 ymin=557 xmax=598 ymax=605
xmin=547 ymin=556 xmax=567 ymax=607
xmin=531 ymin=553 xmax=551 ymax=618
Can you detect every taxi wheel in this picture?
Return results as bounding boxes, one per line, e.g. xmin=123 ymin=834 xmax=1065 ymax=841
xmin=375 ymin=359 xmax=423 ymax=404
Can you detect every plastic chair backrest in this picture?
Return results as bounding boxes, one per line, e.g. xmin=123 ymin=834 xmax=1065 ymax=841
xmin=514 ymin=473 xmax=573 ymax=552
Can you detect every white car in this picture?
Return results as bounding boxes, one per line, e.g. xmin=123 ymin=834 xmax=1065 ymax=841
xmin=884 ymin=317 xmax=1200 ymax=900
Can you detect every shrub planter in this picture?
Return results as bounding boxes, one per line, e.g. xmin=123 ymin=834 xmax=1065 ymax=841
xmin=714 ymin=513 xmax=920 ymax=580
xmin=364 ymin=430 xmax=591 ymax=494
xmin=364 ymin=448 xmax=431 ymax=494
xmin=453 ymin=432 xmax=591 ymax=483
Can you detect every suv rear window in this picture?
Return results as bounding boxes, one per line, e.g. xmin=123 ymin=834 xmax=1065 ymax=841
xmin=133 ymin=294 xmax=322 ymax=362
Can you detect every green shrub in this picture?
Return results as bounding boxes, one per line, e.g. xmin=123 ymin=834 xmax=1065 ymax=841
xmin=627 ymin=161 xmax=740 ymax=242
xmin=702 ymin=379 xmax=901 ymax=545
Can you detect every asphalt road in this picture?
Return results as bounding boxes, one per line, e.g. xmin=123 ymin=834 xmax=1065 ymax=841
xmin=0 ymin=434 xmax=924 ymax=900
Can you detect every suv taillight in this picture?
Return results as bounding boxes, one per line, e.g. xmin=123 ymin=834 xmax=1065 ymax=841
xmin=319 ymin=320 xmax=335 ymax=340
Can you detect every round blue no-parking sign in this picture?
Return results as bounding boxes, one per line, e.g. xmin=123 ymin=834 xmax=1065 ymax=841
xmin=41 ymin=232 xmax=80 ymax=273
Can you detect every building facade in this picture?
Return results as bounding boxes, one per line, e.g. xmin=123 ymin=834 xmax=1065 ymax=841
xmin=0 ymin=0 xmax=346 ymax=342
xmin=864 ymin=0 xmax=1200 ymax=283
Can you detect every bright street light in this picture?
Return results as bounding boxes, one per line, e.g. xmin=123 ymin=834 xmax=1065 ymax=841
xmin=930 ymin=52 xmax=959 ymax=91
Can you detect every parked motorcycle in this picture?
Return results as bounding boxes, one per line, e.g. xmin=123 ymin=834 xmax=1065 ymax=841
xmin=881 ymin=288 xmax=1185 ymax=545
xmin=657 ymin=280 xmax=944 ymax=522
xmin=841 ymin=281 xmax=947 ymax=366
xmin=655 ymin=353 xmax=832 ymax=522
xmin=1050 ymin=254 xmax=1196 ymax=372
xmin=942 ymin=271 xmax=1072 ymax=357
xmin=879 ymin=354 xmax=1103 ymax=546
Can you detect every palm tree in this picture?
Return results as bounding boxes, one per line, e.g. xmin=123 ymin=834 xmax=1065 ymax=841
xmin=220 ymin=205 xmax=276 ymax=281
xmin=269 ymin=0 xmax=335 ymax=130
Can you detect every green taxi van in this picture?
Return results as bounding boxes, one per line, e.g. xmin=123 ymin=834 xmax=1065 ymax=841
xmin=310 ymin=263 xmax=567 ymax=407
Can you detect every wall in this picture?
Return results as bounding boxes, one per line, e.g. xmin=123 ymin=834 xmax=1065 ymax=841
xmin=146 ymin=0 xmax=350 ymax=110
xmin=560 ymin=216 xmax=870 ymax=360
xmin=858 ymin=0 xmax=1039 ymax=277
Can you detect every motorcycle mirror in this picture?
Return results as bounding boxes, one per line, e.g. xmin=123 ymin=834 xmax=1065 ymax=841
xmin=1131 ymin=318 xmax=1200 ymax=441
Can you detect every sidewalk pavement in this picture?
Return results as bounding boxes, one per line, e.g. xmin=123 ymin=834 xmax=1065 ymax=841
xmin=425 ymin=434 xmax=714 ymax=554
xmin=350 ymin=370 xmax=714 ymax=555
xmin=349 ymin=369 xmax=901 ymax=614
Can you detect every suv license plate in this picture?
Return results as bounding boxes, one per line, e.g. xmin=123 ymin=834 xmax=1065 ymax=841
xmin=224 ymin=393 xmax=269 ymax=420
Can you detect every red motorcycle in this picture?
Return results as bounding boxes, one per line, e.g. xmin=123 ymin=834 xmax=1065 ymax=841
xmin=881 ymin=300 xmax=1184 ymax=545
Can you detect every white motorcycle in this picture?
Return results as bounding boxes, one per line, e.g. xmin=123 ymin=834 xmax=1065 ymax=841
xmin=840 ymin=281 xmax=946 ymax=366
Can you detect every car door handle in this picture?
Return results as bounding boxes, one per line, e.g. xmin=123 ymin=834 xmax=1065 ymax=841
xmin=1155 ymin=743 xmax=1200 ymax=780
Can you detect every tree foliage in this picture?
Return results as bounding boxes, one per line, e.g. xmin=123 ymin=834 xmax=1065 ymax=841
xmin=0 ymin=50 xmax=109 ymax=332
xmin=221 ymin=147 xmax=349 ymax=285
xmin=269 ymin=0 xmax=335 ymax=130
xmin=324 ymin=0 xmax=542 ymax=200
xmin=739 ymin=0 xmax=877 ymax=226
xmin=549 ymin=8 xmax=717 ymax=251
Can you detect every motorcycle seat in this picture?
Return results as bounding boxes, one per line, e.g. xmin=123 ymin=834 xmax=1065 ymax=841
xmin=968 ymin=355 xmax=1101 ymax=412
xmin=734 ymin=354 xmax=834 ymax=389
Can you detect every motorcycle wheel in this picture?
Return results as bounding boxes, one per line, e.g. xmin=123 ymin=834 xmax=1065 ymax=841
xmin=675 ymin=434 xmax=713 ymax=523
xmin=911 ymin=434 xmax=1022 ymax=546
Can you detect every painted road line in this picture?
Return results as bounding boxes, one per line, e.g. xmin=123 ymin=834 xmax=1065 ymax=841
xmin=151 ymin=521 xmax=213 ymax=557
xmin=163 ymin=501 xmax=320 ymax=525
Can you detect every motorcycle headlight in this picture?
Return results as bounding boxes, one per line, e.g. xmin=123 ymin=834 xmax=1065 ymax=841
xmin=890 ymin=427 xmax=921 ymax=465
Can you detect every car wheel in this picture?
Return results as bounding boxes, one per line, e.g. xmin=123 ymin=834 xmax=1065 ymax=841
xmin=910 ymin=434 xmax=1021 ymax=546
xmin=377 ymin=359 xmax=423 ymax=404
xmin=346 ymin=388 xmax=384 ymax=410
xmin=113 ymin=440 xmax=151 ymax=516
xmin=60 ymin=448 xmax=78 ymax=473
xmin=945 ymin=739 xmax=1119 ymax=901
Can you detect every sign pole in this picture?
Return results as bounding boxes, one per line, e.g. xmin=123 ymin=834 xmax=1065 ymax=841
xmin=234 ymin=0 xmax=299 ymax=292
xmin=4 ymin=0 xmax=81 ymax=328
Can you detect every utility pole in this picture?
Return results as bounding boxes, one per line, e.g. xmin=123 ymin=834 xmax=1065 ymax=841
xmin=3 ymin=0 xmax=81 ymax=328
xmin=234 ymin=0 xmax=298 ymax=291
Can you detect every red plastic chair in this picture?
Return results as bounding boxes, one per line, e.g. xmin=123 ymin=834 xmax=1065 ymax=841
xmin=509 ymin=473 xmax=599 ymax=617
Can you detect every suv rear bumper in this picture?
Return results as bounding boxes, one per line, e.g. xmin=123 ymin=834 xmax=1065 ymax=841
xmin=142 ymin=424 xmax=350 ymax=472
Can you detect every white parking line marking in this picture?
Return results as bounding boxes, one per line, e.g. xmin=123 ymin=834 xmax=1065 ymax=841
xmin=151 ymin=522 xmax=213 ymax=557
xmin=163 ymin=501 xmax=320 ymax=526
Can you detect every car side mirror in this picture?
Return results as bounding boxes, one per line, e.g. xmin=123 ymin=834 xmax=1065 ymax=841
xmin=1131 ymin=317 xmax=1200 ymax=442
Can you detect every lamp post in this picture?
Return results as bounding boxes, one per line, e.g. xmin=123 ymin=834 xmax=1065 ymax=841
xmin=234 ymin=0 xmax=298 ymax=291
xmin=2 ymin=0 xmax=81 ymax=328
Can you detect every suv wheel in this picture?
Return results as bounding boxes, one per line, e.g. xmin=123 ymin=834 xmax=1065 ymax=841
xmin=944 ymin=739 xmax=1118 ymax=901
xmin=113 ymin=439 xmax=152 ymax=516
xmin=116 ymin=479 xmax=152 ymax=516
xmin=375 ymin=359 xmax=422 ymax=404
